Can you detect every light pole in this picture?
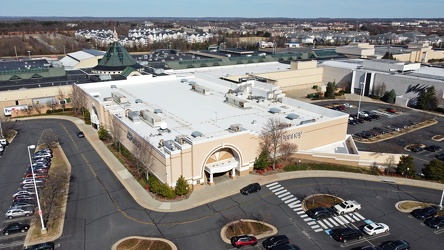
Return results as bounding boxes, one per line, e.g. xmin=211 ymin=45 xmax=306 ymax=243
xmin=357 ymin=82 xmax=365 ymax=119
xmin=439 ymin=189 xmax=444 ymax=210
xmin=27 ymin=50 xmax=31 ymax=60
xmin=27 ymin=145 xmax=47 ymax=234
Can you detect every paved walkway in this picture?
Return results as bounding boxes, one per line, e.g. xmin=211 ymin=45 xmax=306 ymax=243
xmin=23 ymin=116 xmax=444 ymax=213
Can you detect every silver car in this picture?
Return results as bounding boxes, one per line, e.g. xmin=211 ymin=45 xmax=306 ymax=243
xmin=5 ymin=208 xmax=34 ymax=219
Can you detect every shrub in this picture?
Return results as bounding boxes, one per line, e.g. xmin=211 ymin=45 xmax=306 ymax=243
xmin=175 ymin=175 xmax=190 ymax=196
xmin=98 ymin=125 xmax=110 ymax=140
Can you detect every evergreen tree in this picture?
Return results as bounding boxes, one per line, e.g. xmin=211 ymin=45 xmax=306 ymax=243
xmin=175 ymin=175 xmax=190 ymax=196
xmin=381 ymin=89 xmax=396 ymax=103
xmin=325 ymin=81 xmax=336 ymax=98
xmin=416 ymin=86 xmax=438 ymax=111
xmin=396 ymin=155 xmax=415 ymax=176
xmin=254 ymin=150 xmax=269 ymax=170
xmin=422 ymin=159 xmax=444 ymax=181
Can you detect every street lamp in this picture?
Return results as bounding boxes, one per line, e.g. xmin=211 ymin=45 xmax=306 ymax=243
xmin=27 ymin=145 xmax=47 ymax=234
xmin=27 ymin=50 xmax=31 ymax=60
xmin=439 ymin=189 xmax=444 ymax=210
xmin=357 ymin=82 xmax=365 ymax=119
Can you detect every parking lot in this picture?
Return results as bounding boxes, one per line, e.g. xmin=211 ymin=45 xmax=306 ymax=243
xmin=317 ymin=100 xmax=444 ymax=173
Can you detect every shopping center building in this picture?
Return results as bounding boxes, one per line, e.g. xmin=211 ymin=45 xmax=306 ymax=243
xmin=79 ymin=62 xmax=360 ymax=188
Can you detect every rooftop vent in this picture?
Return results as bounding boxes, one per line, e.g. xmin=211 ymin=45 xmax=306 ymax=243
xmin=229 ymin=124 xmax=242 ymax=132
xmin=191 ymin=131 xmax=203 ymax=138
xmin=135 ymin=99 xmax=143 ymax=103
xmin=286 ymin=113 xmax=300 ymax=120
xmin=154 ymin=109 xmax=162 ymax=114
xmin=269 ymin=108 xmax=281 ymax=114
xmin=111 ymin=85 xmax=117 ymax=89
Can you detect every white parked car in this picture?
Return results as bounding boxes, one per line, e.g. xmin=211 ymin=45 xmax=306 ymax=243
xmin=21 ymin=179 xmax=45 ymax=185
xmin=362 ymin=222 xmax=389 ymax=235
xmin=5 ymin=208 xmax=34 ymax=219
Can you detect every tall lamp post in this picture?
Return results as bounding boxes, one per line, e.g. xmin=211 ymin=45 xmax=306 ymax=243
xmin=27 ymin=145 xmax=47 ymax=234
xmin=356 ymin=82 xmax=365 ymax=119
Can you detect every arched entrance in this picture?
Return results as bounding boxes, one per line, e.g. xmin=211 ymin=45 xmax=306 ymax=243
xmin=204 ymin=148 xmax=240 ymax=185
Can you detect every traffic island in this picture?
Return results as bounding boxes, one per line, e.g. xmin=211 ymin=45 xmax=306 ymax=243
xmin=112 ymin=237 xmax=177 ymax=250
xmin=220 ymin=219 xmax=277 ymax=244
xmin=302 ymin=194 xmax=344 ymax=211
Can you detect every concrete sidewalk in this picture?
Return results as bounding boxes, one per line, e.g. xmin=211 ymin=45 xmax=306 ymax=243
xmin=23 ymin=116 xmax=444 ymax=212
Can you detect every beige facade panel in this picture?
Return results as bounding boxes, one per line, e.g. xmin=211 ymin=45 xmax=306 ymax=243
xmin=290 ymin=60 xmax=317 ymax=70
xmin=321 ymin=65 xmax=353 ymax=89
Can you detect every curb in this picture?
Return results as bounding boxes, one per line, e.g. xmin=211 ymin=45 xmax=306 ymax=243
xmin=111 ymin=236 xmax=177 ymax=250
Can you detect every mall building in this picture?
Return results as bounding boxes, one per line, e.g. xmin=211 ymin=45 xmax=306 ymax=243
xmin=79 ymin=62 xmax=367 ymax=188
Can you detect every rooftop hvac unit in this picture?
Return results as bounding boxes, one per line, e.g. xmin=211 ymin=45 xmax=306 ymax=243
xmin=111 ymin=92 xmax=128 ymax=104
xmin=175 ymin=135 xmax=187 ymax=145
xmin=229 ymin=124 xmax=242 ymax=132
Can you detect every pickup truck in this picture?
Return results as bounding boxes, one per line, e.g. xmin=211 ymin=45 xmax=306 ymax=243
xmin=333 ymin=200 xmax=361 ymax=215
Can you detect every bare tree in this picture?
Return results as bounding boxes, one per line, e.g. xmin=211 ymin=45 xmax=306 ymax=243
xmin=0 ymin=118 xmax=18 ymax=138
xmin=260 ymin=117 xmax=296 ymax=170
xmin=57 ymin=87 xmax=66 ymax=112
xmin=40 ymin=163 xmax=70 ymax=230
xmin=39 ymin=128 xmax=59 ymax=148
xmin=34 ymin=103 xmax=43 ymax=114
xmin=46 ymin=100 xmax=55 ymax=114
xmin=71 ymin=84 xmax=87 ymax=115
xmin=278 ymin=142 xmax=298 ymax=164
xmin=109 ymin=116 xmax=122 ymax=152
xmin=22 ymin=105 xmax=34 ymax=116
xmin=133 ymin=136 xmax=155 ymax=180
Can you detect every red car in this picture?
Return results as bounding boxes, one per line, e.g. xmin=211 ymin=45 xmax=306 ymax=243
xmin=231 ymin=235 xmax=257 ymax=248
xmin=387 ymin=108 xmax=396 ymax=113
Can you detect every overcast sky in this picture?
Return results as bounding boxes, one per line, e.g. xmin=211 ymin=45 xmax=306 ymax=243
xmin=2 ymin=0 xmax=443 ymax=18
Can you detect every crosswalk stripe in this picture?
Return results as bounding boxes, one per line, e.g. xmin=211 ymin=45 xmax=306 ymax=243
xmin=266 ymin=182 xmax=279 ymax=188
xmin=307 ymin=221 xmax=316 ymax=225
xmin=323 ymin=219 xmax=333 ymax=228
xmin=288 ymin=201 xmax=301 ymax=208
xmin=293 ymin=207 xmax=303 ymax=211
xmin=297 ymin=211 xmax=305 ymax=215
xmin=336 ymin=216 xmax=349 ymax=224
xmin=304 ymin=218 xmax=312 ymax=222
xmin=276 ymin=190 xmax=289 ymax=196
xmin=300 ymin=214 xmax=308 ymax=218
xmin=281 ymin=195 xmax=295 ymax=201
xmin=318 ymin=221 xmax=328 ymax=229
xmin=272 ymin=187 xmax=284 ymax=192
xmin=268 ymin=185 xmax=282 ymax=191
xmin=332 ymin=216 xmax=346 ymax=225
xmin=312 ymin=224 xmax=320 ymax=229
xmin=328 ymin=218 xmax=339 ymax=226
xmin=284 ymin=197 xmax=297 ymax=203
xmin=354 ymin=212 xmax=365 ymax=220
xmin=344 ymin=214 xmax=354 ymax=222
xmin=314 ymin=228 xmax=324 ymax=232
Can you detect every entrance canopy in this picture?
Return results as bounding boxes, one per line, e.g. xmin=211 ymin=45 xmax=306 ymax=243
xmin=205 ymin=159 xmax=238 ymax=175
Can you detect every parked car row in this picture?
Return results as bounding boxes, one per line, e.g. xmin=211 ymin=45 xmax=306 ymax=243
xmin=353 ymin=120 xmax=420 ymax=140
xmin=2 ymin=147 xmax=53 ymax=237
xmin=411 ymin=206 xmax=444 ymax=229
xmin=231 ymin=234 xmax=299 ymax=249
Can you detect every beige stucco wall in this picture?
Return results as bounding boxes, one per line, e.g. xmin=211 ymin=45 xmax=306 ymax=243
xmin=75 ymin=56 xmax=101 ymax=69
xmin=0 ymin=85 xmax=72 ymax=118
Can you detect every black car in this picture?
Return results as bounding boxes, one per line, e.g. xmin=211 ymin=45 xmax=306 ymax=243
xmin=424 ymin=216 xmax=444 ymax=229
xmin=272 ymin=243 xmax=301 ymax=250
xmin=240 ymin=183 xmax=261 ymax=195
xmin=331 ymin=227 xmax=362 ymax=243
xmin=77 ymin=131 xmax=85 ymax=138
xmin=410 ymin=146 xmax=423 ymax=152
xmin=24 ymin=242 xmax=55 ymax=250
xmin=306 ymin=207 xmax=335 ymax=220
xmin=424 ymin=145 xmax=441 ymax=152
xmin=435 ymin=153 xmax=444 ymax=161
xmin=410 ymin=206 xmax=437 ymax=220
xmin=262 ymin=235 xmax=289 ymax=249
xmin=380 ymin=240 xmax=410 ymax=250
xmin=2 ymin=222 xmax=30 ymax=235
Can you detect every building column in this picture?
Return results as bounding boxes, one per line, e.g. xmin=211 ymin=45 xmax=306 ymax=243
xmin=231 ymin=167 xmax=236 ymax=179
xmin=209 ymin=172 xmax=214 ymax=186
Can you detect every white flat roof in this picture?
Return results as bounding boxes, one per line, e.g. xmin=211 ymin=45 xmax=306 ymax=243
xmin=81 ymin=63 xmax=345 ymax=149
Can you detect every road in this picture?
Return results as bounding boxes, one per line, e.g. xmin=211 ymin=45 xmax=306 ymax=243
xmin=1 ymin=119 xmax=443 ymax=249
